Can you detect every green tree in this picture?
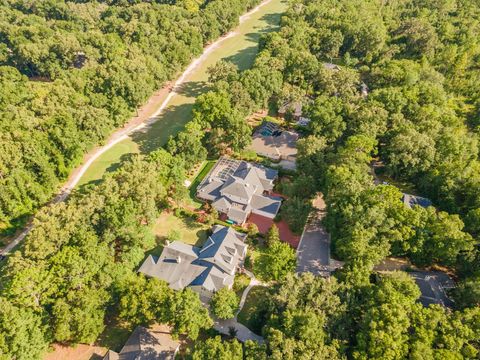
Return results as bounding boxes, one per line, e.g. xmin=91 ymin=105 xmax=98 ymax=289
xmin=265 ymin=224 xmax=280 ymax=248
xmin=262 ymin=241 xmax=297 ymax=281
xmin=169 ymin=289 xmax=213 ymax=340
xmin=192 ymin=336 xmax=243 ymax=360
xmin=210 ymin=287 xmax=239 ymax=319
xmin=0 ymin=298 xmax=48 ymax=360
xmin=118 ymin=275 xmax=172 ymax=325
xmin=354 ymin=272 xmax=421 ymax=360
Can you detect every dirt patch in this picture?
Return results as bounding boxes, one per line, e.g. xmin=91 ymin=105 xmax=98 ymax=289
xmin=44 ymin=343 xmax=107 ymax=360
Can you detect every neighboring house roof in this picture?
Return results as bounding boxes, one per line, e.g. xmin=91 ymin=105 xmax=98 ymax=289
xmin=402 ymin=194 xmax=433 ymax=209
xmin=196 ymin=158 xmax=281 ymax=223
xmin=103 ymin=350 xmax=119 ymax=360
xmin=324 ymin=62 xmax=340 ymax=71
xmin=138 ymin=225 xmax=247 ymax=295
xmin=409 ymin=271 xmax=455 ymax=308
xmin=103 ymin=325 xmax=180 ymax=360
xmin=279 ymin=101 xmax=302 ymax=117
xmin=198 ymin=225 xmax=247 ymax=274
xmin=196 ymin=179 xmax=223 ymax=202
xmin=221 ymin=176 xmax=256 ymax=202
xmin=138 ymin=242 xmax=205 ymax=291
xmin=249 ymin=122 xmax=299 ymax=161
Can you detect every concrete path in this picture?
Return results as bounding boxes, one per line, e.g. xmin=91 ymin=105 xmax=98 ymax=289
xmin=213 ymin=270 xmax=264 ymax=343
xmin=296 ymin=194 xmax=343 ymax=276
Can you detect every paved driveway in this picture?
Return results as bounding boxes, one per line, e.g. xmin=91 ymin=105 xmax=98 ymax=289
xmin=296 ymin=195 xmax=343 ymax=276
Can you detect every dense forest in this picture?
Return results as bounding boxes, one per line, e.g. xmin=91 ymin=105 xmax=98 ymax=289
xmin=174 ymin=0 xmax=480 ymax=357
xmin=0 ymin=0 xmax=261 ymax=235
xmin=1 ymin=0 xmax=480 ymax=359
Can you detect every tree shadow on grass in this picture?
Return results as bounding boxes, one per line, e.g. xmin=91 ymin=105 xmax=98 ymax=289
xmin=131 ymin=102 xmax=193 ymax=154
xmin=95 ymin=317 xmax=132 ymax=353
xmin=224 ymin=45 xmax=259 ymax=71
xmin=236 ymin=286 xmax=271 ymax=335
xmin=131 ymin=81 xmax=209 ymax=154
xmin=176 ymin=80 xmax=209 ymax=98
xmin=77 ymin=153 xmax=136 ymax=193
xmin=259 ymin=12 xmax=283 ymax=29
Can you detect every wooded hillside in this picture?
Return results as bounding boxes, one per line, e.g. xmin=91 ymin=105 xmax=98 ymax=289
xmin=0 ymin=0 xmax=260 ymax=235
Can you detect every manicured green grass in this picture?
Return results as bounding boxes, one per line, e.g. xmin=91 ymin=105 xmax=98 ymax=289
xmin=236 ymin=285 xmax=270 ymax=335
xmin=75 ymin=0 xmax=287 ymax=186
xmin=153 ymin=212 xmax=209 ymax=247
xmin=187 ymin=160 xmax=216 ymax=208
xmin=78 ymin=140 xmax=139 ymax=187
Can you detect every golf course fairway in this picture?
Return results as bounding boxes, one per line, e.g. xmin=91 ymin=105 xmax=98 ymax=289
xmin=77 ymin=0 xmax=286 ymax=187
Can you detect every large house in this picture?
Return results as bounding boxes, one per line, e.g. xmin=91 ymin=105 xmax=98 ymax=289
xmin=138 ymin=225 xmax=247 ymax=299
xmin=196 ymin=157 xmax=282 ymax=225
xmin=103 ymin=324 xmax=180 ymax=360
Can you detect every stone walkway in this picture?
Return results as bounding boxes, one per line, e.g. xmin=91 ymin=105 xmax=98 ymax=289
xmin=213 ymin=270 xmax=264 ymax=343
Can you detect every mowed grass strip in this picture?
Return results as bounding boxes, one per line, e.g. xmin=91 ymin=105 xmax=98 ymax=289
xmin=76 ymin=0 xmax=287 ymax=186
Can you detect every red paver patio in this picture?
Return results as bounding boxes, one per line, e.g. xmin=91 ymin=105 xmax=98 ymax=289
xmin=247 ymin=213 xmax=300 ymax=248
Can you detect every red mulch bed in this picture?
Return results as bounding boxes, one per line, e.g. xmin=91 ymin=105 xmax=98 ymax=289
xmin=247 ymin=213 xmax=301 ymax=249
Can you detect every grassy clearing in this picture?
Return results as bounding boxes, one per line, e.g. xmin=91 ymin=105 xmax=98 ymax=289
xmin=78 ymin=140 xmax=139 ymax=188
xmin=75 ymin=0 xmax=287 ymax=186
xmin=236 ymin=285 xmax=270 ymax=335
xmin=186 ymin=160 xmax=216 ymax=208
xmin=153 ymin=212 xmax=209 ymax=247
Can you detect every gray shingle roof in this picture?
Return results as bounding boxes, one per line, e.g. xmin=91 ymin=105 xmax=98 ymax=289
xmin=250 ymin=194 xmax=282 ymax=216
xmin=138 ymin=226 xmax=247 ymax=295
xmin=195 ymin=158 xmax=280 ymax=224
xmin=402 ymin=194 xmax=433 ymax=209
xmin=104 ymin=325 xmax=179 ymax=360
xmin=138 ymin=242 xmax=206 ymax=291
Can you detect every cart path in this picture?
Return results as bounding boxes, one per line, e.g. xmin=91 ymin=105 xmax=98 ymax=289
xmin=1 ymin=0 xmax=278 ymax=255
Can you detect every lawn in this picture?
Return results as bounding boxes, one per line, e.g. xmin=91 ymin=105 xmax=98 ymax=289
xmin=186 ymin=160 xmax=216 ymax=208
xmin=236 ymin=285 xmax=271 ymax=335
xmin=75 ymin=0 xmax=287 ymax=186
xmin=153 ymin=212 xmax=209 ymax=247
xmin=95 ymin=317 xmax=132 ymax=352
